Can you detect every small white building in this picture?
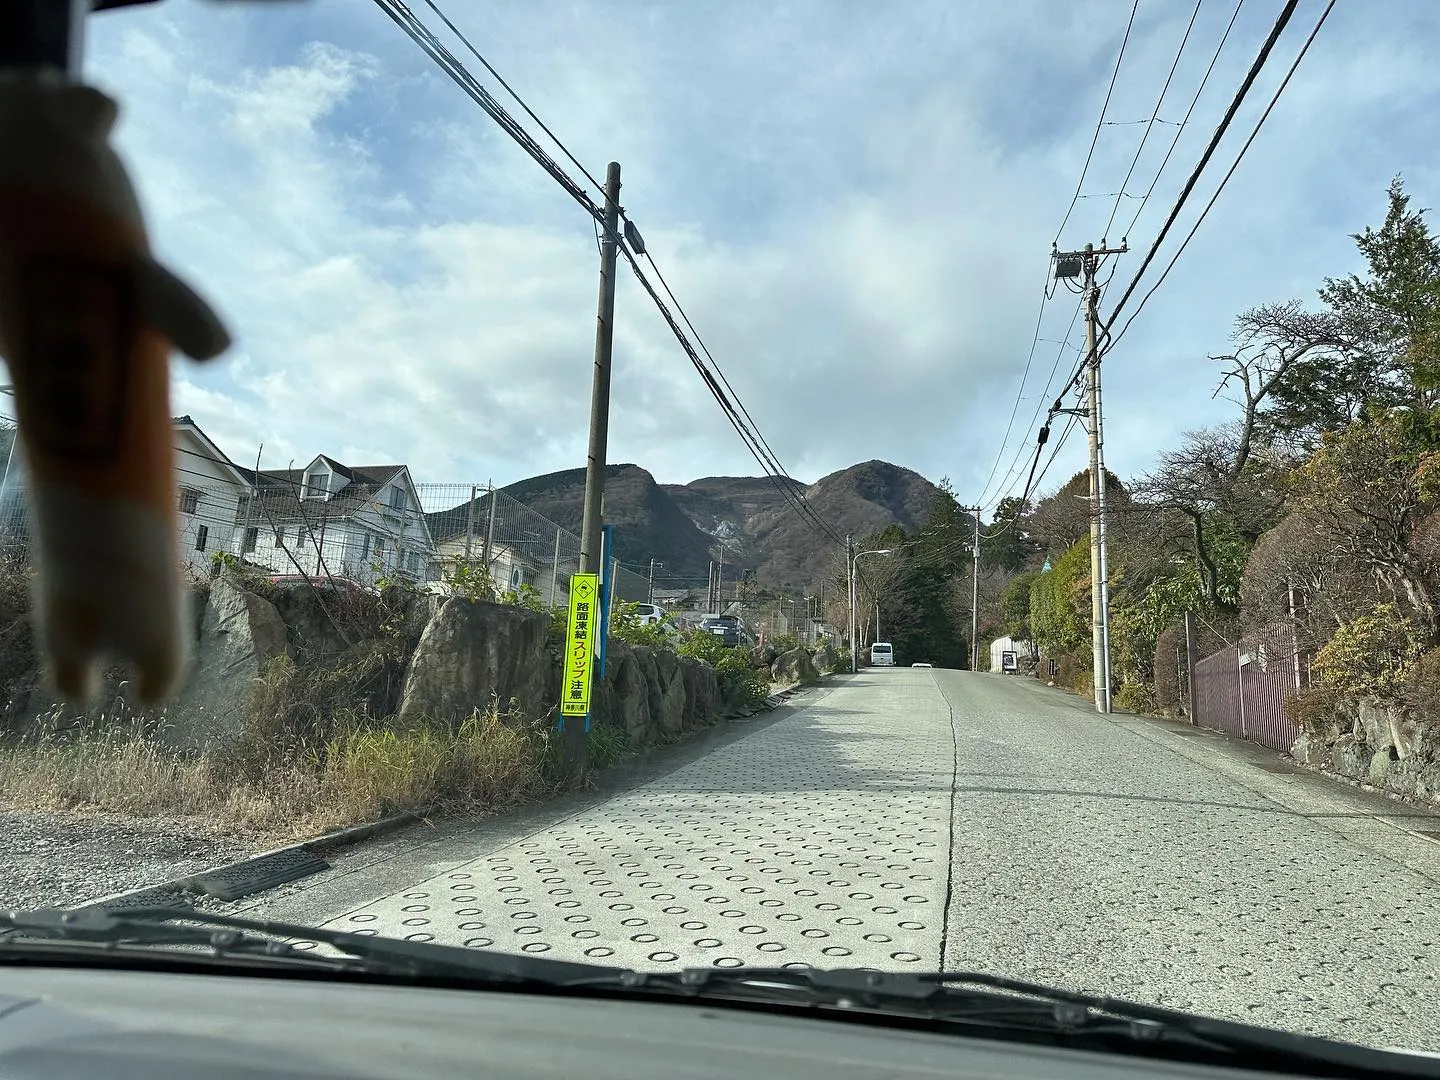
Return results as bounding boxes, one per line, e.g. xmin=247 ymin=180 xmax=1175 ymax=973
xmin=236 ymin=455 xmax=435 ymax=585
xmin=172 ymin=415 xmax=250 ymax=574
xmin=989 ymin=636 xmax=1035 ymax=673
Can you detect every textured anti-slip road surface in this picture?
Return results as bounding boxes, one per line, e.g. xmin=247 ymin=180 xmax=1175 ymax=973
xmin=272 ymin=670 xmax=1440 ymax=1052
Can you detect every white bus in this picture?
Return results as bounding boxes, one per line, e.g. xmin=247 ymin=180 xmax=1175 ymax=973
xmin=870 ymin=641 xmax=895 ymax=666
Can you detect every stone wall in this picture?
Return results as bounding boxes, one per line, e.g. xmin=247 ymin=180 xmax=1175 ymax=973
xmin=1292 ymin=696 xmax=1440 ymax=804
xmin=5 ymin=572 xmax=728 ymax=755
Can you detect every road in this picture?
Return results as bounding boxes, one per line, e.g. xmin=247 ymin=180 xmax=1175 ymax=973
xmin=255 ymin=669 xmax=1440 ymax=1052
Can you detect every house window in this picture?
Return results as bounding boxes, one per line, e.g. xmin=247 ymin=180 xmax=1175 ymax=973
xmin=389 ymin=486 xmax=406 ymax=512
xmin=195 ymin=525 xmax=209 ymax=552
xmin=360 ymin=533 xmax=371 ymax=559
xmin=243 ymin=526 xmax=258 ymax=553
xmin=178 ymin=489 xmax=200 ymax=515
xmin=304 ymin=470 xmax=327 ymax=498
xmin=274 ymin=527 xmax=285 ymax=547
xmin=375 ymin=538 xmax=386 ymax=557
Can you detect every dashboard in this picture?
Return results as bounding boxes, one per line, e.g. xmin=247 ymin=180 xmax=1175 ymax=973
xmin=0 ymin=965 xmax=1332 ymax=1080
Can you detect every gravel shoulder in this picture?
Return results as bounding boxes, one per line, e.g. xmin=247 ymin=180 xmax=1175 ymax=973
xmin=1 ymin=809 xmax=259 ymax=910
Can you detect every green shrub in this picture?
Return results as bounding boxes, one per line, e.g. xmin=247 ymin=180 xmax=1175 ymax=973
xmin=1313 ymin=602 xmax=1424 ymax=701
xmin=715 ymin=649 xmax=769 ymax=711
xmin=1115 ymin=681 xmax=1157 ymax=715
xmin=609 ymin=601 xmax=669 ymax=650
xmin=1283 ymin=684 xmax=1350 ymax=738
xmin=768 ymin=632 xmax=799 ymax=653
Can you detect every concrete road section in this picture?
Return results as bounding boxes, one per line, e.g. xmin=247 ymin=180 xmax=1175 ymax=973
xmin=272 ymin=668 xmax=1440 ymax=1052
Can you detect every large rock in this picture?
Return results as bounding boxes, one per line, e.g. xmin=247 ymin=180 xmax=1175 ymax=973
xmin=811 ymin=642 xmax=840 ymax=674
xmin=680 ymin=655 xmax=719 ymax=727
xmin=397 ymin=598 xmax=555 ymax=727
xmin=771 ymin=647 xmax=818 ymax=687
xmin=602 ymin=638 xmax=656 ymax=746
xmin=750 ymin=643 xmax=778 ymax=669
xmin=651 ymin=648 xmax=687 ymax=736
xmin=1330 ymin=733 xmax=1370 ymax=780
xmin=164 ymin=573 xmax=290 ymax=748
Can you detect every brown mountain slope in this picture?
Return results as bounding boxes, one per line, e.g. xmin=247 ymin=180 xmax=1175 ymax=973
xmin=502 ymin=460 xmax=942 ymax=590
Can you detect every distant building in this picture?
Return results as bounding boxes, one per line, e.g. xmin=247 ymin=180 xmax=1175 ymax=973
xmin=236 ymin=455 xmax=434 ymax=585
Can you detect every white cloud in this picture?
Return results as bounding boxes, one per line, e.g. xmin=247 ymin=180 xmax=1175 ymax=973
xmin=73 ymin=0 xmax=1440 ymax=518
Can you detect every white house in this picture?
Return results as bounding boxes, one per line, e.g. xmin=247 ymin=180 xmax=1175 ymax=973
xmin=425 ymin=490 xmax=548 ymax=597
xmin=172 ymin=415 xmax=250 ymax=574
xmin=236 ymin=455 xmax=435 ymax=585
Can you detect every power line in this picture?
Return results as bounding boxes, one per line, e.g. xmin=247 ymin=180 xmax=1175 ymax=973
xmin=1102 ymin=0 xmax=1301 ymax=334
xmin=1102 ymin=0 xmax=1205 ymax=242
xmin=375 ymin=0 xmax=846 ymax=553
xmin=372 ymin=0 xmax=602 ymax=221
xmin=1123 ymin=0 xmax=1248 ymax=240
xmin=1102 ymin=0 xmax=1336 ymax=359
xmin=416 ymin=0 xmax=606 ymax=195
xmin=1053 ymin=0 xmax=1141 ymax=246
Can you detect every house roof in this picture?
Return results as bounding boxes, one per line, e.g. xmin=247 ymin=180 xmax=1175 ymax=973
xmin=172 ymin=415 xmax=251 ymax=488
xmin=238 ymin=462 xmax=429 ymax=543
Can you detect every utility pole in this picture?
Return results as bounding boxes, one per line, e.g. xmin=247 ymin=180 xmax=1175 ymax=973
xmin=565 ymin=160 xmax=622 ymax=784
xmin=846 ymin=534 xmax=856 ymax=672
xmin=647 ymin=558 xmax=663 ymax=604
xmin=959 ymin=505 xmax=982 ymax=670
xmin=1054 ymin=240 xmax=1126 ymax=714
xmin=549 ymin=526 xmax=561 ymax=609
xmin=464 ymin=484 xmax=479 ymax=560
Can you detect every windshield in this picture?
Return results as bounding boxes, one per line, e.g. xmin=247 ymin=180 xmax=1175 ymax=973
xmin=6 ymin=0 xmax=1440 ymax=1065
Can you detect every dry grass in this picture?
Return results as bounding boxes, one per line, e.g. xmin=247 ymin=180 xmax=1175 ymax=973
xmin=0 ymin=701 xmax=555 ymax=841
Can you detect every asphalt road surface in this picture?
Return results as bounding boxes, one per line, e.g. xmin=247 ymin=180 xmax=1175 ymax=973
xmin=251 ymin=669 xmax=1440 ymax=1052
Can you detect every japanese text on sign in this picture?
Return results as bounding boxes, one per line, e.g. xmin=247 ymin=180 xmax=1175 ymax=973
xmin=561 ymin=573 xmax=599 ymax=716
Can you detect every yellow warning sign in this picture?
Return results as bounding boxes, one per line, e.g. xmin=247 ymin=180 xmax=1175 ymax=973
xmin=561 ymin=573 xmax=599 ymax=716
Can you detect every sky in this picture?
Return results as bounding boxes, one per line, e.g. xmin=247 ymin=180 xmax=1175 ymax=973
xmin=76 ymin=0 xmax=1440 ymax=515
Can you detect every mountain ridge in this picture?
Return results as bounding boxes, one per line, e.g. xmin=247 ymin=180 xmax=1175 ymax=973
xmin=499 ymin=460 xmax=942 ymax=589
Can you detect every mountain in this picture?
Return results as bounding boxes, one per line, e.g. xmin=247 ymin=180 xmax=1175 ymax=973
xmin=501 ymin=464 xmax=717 ymax=578
xmin=502 ymin=459 xmax=942 ymax=591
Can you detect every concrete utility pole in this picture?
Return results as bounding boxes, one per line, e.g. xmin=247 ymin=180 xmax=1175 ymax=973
xmin=565 ymin=160 xmax=622 ymax=783
xmin=647 ymin=558 xmax=663 ymax=604
xmin=846 ymin=534 xmax=855 ymax=671
xmin=1054 ymin=240 xmax=1126 ymax=714
xmin=959 ymin=505 xmax=982 ymax=670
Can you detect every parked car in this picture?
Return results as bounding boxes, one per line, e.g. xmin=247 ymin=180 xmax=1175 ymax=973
xmin=632 ymin=603 xmax=665 ymax=625
xmin=870 ymin=641 xmax=895 ymax=666
xmin=911 ymin=662 xmax=933 ymax=668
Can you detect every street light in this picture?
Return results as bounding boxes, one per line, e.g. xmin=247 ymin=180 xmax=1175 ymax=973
xmin=850 ymin=548 xmax=891 ymax=673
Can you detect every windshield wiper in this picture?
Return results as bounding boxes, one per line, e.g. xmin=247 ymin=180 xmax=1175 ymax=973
xmin=602 ymin=967 xmax=1440 ymax=1079
xmin=0 ymin=905 xmax=624 ymax=987
xmin=5 ymin=910 xmax=1434 ymax=1077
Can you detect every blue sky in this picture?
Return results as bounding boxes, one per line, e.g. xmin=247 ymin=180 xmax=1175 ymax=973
xmin=80 ymin=0 xmax=1440 ymax=513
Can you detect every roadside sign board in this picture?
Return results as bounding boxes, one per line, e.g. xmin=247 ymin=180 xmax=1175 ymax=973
xmin=562 ymin=573 xmax=599 ymax=717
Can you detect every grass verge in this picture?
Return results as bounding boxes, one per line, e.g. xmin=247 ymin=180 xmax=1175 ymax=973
xmin=0 ymin=702 xmax=556 ymax=842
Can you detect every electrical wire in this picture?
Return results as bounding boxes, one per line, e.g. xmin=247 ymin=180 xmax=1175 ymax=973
xmin=1102 ymin=0 xmax=1301 ymax=335
xmin=1102 ymin=0 xmax=1205 ymax=242
xmin=417 ymin=0 xmax=607 ymax=196
xmin=1101 ymin=0 xmax=1336 ymax=359
xmin=375 ymin=0 xmax=847 ymax=554
xmin=1123 ymin=0 xmax=1247 ymax=240
xmin=1053 ymin=0 xmax=1141 ymax=246
xmin=977 ymin=0 xmax=1140 ymax=511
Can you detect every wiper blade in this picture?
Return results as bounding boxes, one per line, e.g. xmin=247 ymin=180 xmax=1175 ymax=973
xmin=610 ymin=967 xmax=1440 ymax=1078
xmin=0 ymin=905 xmax=626 ymax=987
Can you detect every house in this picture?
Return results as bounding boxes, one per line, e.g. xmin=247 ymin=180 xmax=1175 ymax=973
xmin=172 ymin=415 xmax=251 ymax=573
xmin=425 ymin=491 xmax=549 ymax=596
xmin=236 ymin=455 xmax=435 ymax=585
